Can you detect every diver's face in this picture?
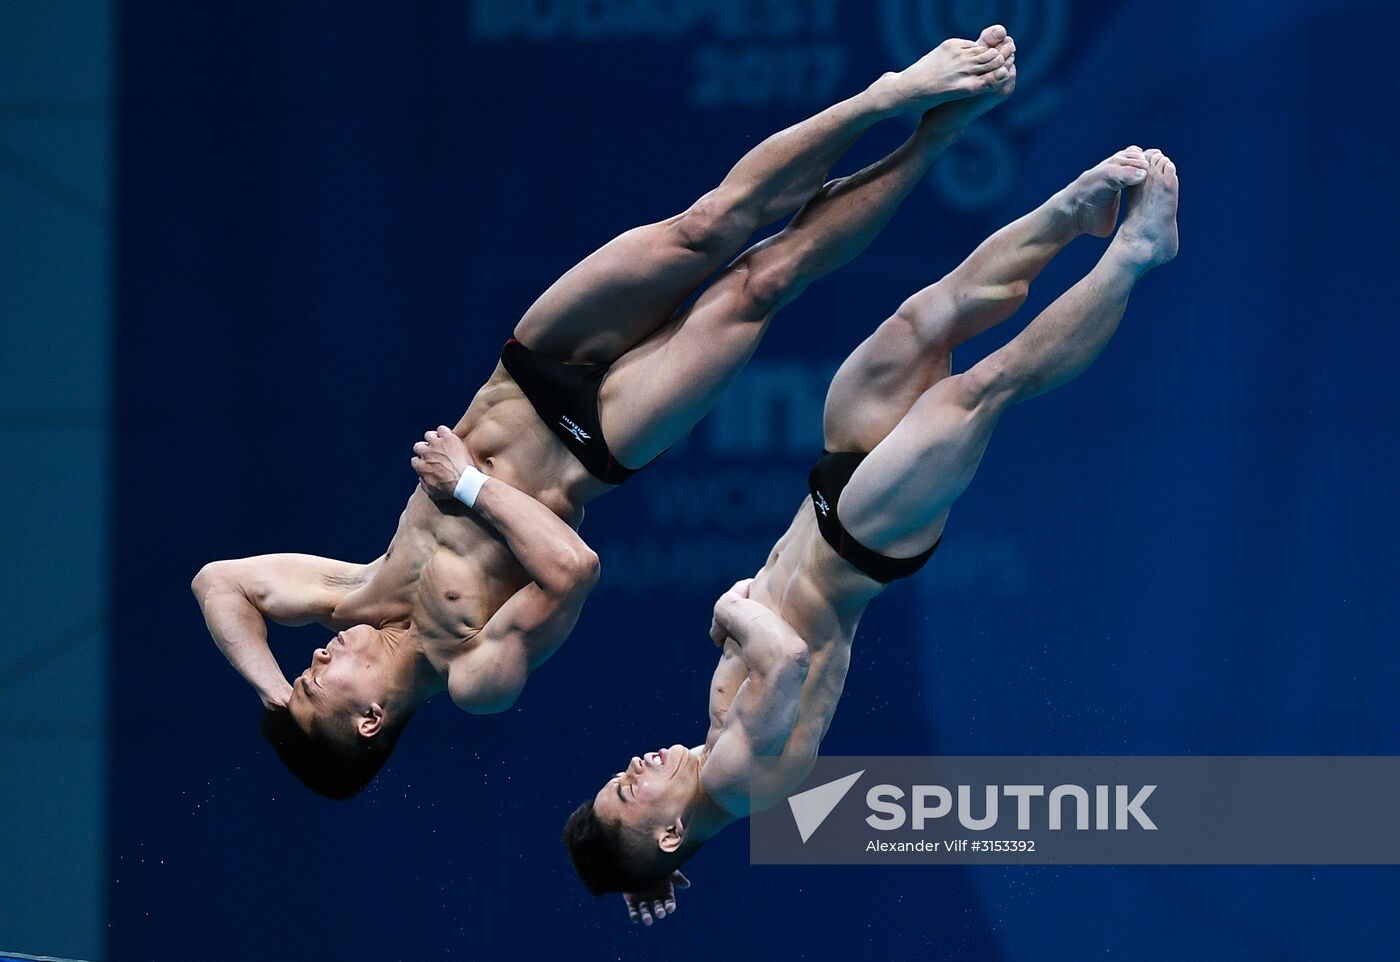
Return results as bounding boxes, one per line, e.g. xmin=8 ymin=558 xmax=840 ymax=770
xmin=286 ymin=625 xmax=388 ymax=733
xmin=592 ymin=745 xmax=697 ymax=834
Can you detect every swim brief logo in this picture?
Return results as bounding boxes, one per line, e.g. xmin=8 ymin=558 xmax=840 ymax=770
xmin=813 ymin=491 xmax=830 ymax=517
xmin=558 ymin=416 xmax=592 ymax=445
xmin=787 ymin=770 xmax=865 ymax=843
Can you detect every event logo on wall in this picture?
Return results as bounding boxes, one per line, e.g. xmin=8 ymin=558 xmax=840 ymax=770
xmin=470 ymin=0 xmax=1071 ymax=211
xmin=880 ymin=0 xmax=1071 ymax=211
xmin=469 ymin=0 xmax=847 ymax=108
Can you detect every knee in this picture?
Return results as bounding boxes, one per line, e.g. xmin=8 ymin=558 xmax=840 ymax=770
xmin=952 ymin=358 xmax=1021 ymax=413
xmin=892 ymin=285 xmax=959 ymax=351
xmin=675 ymin=191 xmax=757 ymax=253
xmin=739 ymin=250 xmax=805 ymax=317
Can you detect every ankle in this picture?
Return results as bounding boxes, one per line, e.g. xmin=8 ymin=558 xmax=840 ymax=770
xmin=1102 ymin=238 xmax=1157 ymax=277
xmin=910 ymin=120 xmax=964 ymax=155
xmin=862 ymin=72 xmax=913 ymax=119
xmin=1039 ymin=189 xmax=1086 ymax=242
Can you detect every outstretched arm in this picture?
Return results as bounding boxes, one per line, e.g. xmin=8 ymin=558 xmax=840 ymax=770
xmin=699 ymin=581 xmax=811 ymax=817
xmin=191 ymin=553 xmax=363 ymax=708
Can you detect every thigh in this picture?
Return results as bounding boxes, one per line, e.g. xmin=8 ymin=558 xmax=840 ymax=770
xmin=512 ymin=213 xmax=739 ymax=366
xmin=835 ymin=373 xmax=1000 ymax=558
xmin=596 ymin=255 xmax=778 ymax=468
xmin=821 ymin=309 xmax=953 ymax=455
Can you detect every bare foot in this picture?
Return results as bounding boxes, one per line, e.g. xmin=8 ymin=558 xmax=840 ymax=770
xmin=916 ymin=31 xmax=1017 ymax=131
xmin=1110 ymin=149 xmax=1180 ymax=269
xmin=1058 ymin=147 xmax=1151 ymax=238
xmin=876 ymin=24 xmax=1013 ymax=113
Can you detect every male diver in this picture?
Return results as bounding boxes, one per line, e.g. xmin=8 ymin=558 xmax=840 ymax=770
xmin=563 ymin=147 xmax=1180 ymax=923
xmin=192 ymin=29 xmax=1018 ymax=798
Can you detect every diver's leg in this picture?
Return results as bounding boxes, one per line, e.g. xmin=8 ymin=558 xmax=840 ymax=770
xmin=599 ymin=35 xmax=1017 ymax=467
xmin=512 ymin=28 xmax=1014 ymax=365
xmin=834 ymin=150 xmax=1179 ymax=557
xmin=821 ymin=146 xmax=1150 ymax=454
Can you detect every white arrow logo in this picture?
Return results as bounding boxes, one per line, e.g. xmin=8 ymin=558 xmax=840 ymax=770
xmin=787 ymin=770 xmax=864 ymax=843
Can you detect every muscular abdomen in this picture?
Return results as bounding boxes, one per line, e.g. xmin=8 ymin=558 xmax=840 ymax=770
xmin=331 ymin=363 xmax=615 ymax=667
xmin=750 ymin=498 xmax=888 ymax=758
xmin=454 ymin=364 xmax=603 ymax=513
xmin=336 ymin=487 xmax=528 ymax=642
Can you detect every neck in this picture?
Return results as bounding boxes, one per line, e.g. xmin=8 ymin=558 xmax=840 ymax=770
xmin=378 ymin=626 xmax=447 ymax=712
xmin=681 ymin=778 xmax=741 ymax=846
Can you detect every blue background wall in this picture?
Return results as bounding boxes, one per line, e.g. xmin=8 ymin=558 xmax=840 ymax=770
xmin=104 ymin=1 xmax=1398 ymax=959
xmin=0 ymin=2 xmax=111 ymax=957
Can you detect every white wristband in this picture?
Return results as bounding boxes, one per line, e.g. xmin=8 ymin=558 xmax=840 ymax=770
xmin=453 ymin=466 xmax=490 ymax=508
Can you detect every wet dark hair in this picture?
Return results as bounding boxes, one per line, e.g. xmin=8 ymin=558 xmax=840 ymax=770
xmin=562 ymin=799 xmax=683 ymax=896
xmin=259 ymin=706 xmax=413 ymax=800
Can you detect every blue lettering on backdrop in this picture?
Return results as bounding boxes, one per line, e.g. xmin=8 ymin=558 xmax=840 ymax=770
xmin=470 ymin=0 xmax=847 ymax=109
xmin=470 ymin=0 xmax=1071 ymax=207
xmin=471 ymin=0 xmax=839 ymax=41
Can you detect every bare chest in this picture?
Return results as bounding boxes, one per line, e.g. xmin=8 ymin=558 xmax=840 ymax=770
xmin=750 ymin=503 xmax=885 ymax=757
xmin=331 ymin=488 xmax=529 ymax=660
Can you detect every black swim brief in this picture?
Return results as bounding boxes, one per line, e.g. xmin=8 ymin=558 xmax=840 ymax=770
xmin=500 ymin=338 xmax=648 ymax=485
xmin=807 ymin=451 xmax=941 ymax=583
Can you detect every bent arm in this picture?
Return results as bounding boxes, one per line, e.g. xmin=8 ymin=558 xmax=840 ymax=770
xmin=712 ymin=594 xmax=811 ymax=688
xmin=701 ymin=594 xmax=811 ymax=815
xmin=411 ymin=425 xmax=599 ymax=596
xmin=191 ymin=554 xmax=362 ymax=708
xmin=448 ymin=574 xmax=598 ymax=714
xmin=471 ymin=477 xmax=600 ymax=597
